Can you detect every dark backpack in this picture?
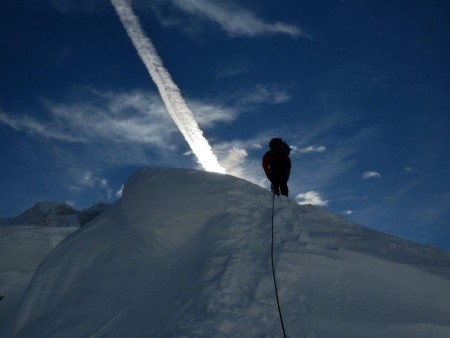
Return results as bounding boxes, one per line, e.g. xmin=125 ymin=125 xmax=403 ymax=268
xmin=269 ymin=138 xmax=291 ymax=156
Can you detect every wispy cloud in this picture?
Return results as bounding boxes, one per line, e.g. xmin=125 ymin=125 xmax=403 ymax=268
xmin=170 ymin=0 xmax=308 ymax=39
xmin=237 ymin=84 xmax=290 ymax=106
xmin=362 ymin=171 xmax=381 ymax=179
xmin=212 ymin=135 xmax=275 ymax=184
xmin=70 ymin=171 xmax=108 ymax=190
xmin=216 ymin=63 xmax=253 ymax=78
xmin=0 ymin=90 xmax=179 ymax=147
xmin=50 ymin=0 xmax=106 ymax=14
xmin=68 ymin=170 xmax=115 ymax=201
xmin=298 ymin=145 xmax=327 ymax=154
xmin=188 ymin=100 xmax=238 ymax=128
xmin=0 ymin=111 xmax=85 ymax=142
xmin=296 ymin=191 xmax=328 ymax=206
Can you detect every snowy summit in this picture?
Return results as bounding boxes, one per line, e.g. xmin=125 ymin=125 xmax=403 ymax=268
xmin=5 ymin=168 xmax=450 ymax=337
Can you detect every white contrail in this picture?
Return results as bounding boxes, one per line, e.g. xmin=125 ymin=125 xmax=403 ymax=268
xmin=111 ymin=0 xmax=225 ymax=174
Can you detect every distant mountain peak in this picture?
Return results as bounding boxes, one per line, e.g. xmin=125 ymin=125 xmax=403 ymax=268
xmin=0 ymin=201 xmax=110 ymax=227
xmin=24 ymin=201 xmax=76 ymax=217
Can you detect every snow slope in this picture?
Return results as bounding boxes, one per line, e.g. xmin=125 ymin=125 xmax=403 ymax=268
xmin=6 ymin=168 xmax=450 ymax=337
xmin=0 ymin=226 xmax=77 ymax=334
xmin=0 ymin=202 xmax=108 ymax=335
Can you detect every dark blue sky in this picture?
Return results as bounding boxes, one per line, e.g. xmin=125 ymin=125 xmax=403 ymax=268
xmin=1 ymin=0 xmax=449 ymax=250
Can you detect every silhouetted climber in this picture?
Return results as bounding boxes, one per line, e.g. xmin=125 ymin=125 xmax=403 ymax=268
xmin=262 ymin=138 xmax=291 ymax=197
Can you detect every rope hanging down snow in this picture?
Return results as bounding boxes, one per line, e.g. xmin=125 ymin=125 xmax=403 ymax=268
xmin=271 ymin=193 xmax=287 ymax=338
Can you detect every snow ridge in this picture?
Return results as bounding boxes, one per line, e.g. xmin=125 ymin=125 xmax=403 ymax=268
xmin=5 ymin=168 xmax=450 ymax=338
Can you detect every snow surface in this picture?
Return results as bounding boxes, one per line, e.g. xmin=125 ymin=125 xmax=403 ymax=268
xmin=5 ymin=168 xmax=450 ymax=337
xmin=0 ymin=226 xmax=77 ymax=334
xmin=0 ymin=202 xmax=108 ymax=335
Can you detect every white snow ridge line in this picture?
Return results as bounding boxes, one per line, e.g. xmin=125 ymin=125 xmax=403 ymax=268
xmin=111 ymin=0 xmax=226 ymax=174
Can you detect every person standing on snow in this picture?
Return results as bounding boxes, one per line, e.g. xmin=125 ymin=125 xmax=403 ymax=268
xmin=262 ymin=138 xmax=291 ymax=197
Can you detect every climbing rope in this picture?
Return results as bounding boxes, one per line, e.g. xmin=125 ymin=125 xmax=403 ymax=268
xmin=271 ymin=193 xmax=287 ymax=338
